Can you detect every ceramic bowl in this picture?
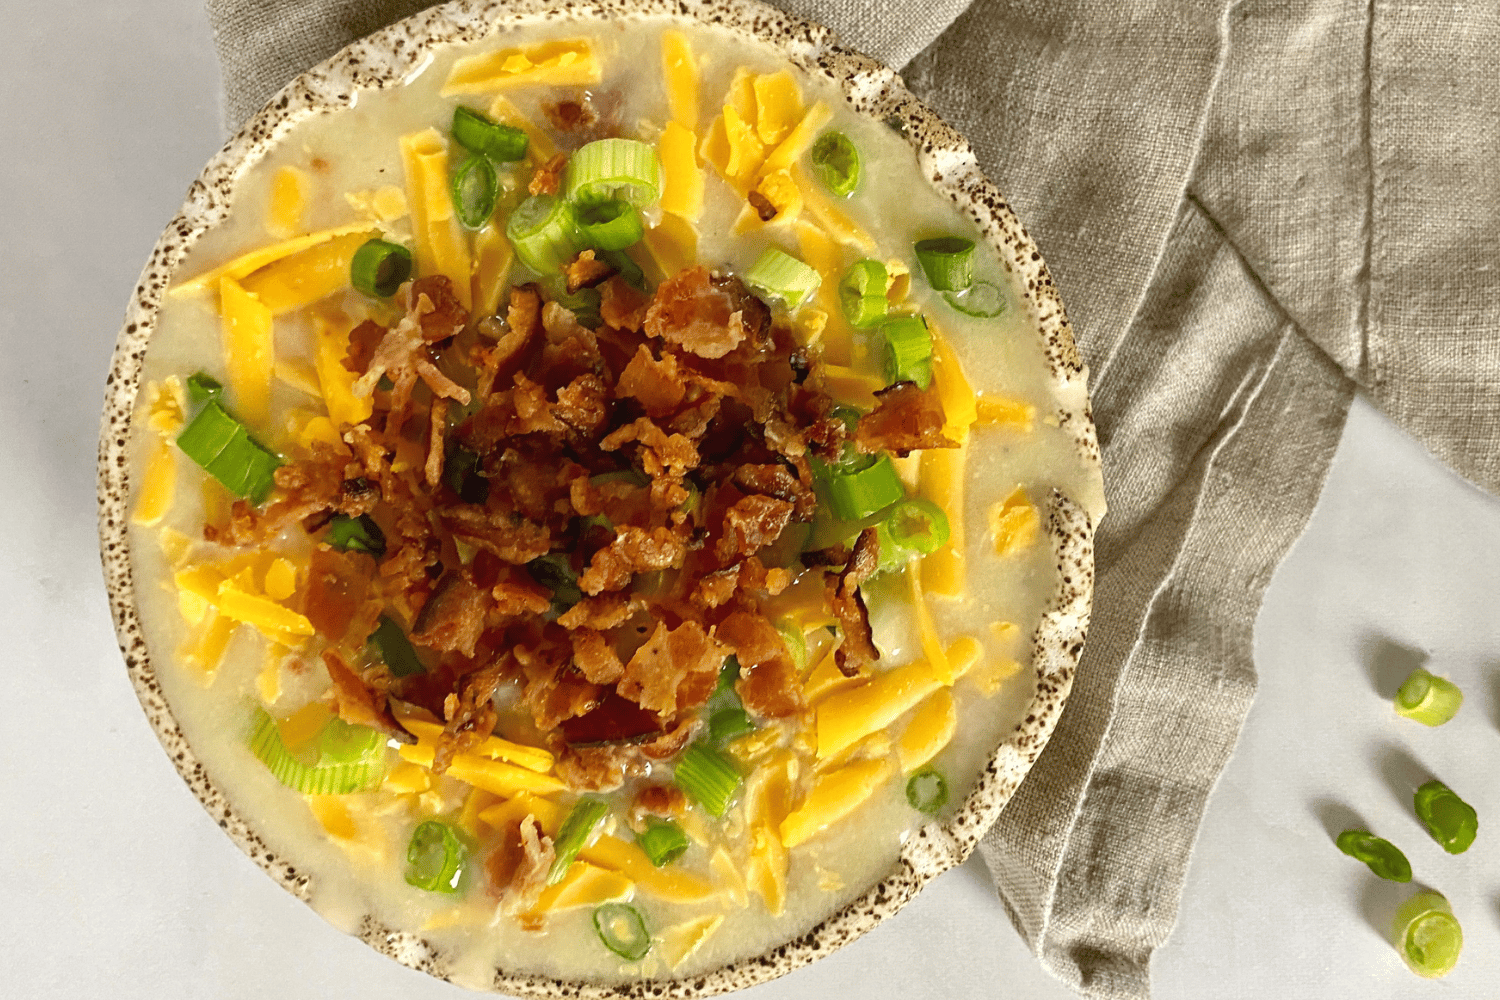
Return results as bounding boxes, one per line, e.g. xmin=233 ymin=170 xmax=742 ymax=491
xmin=97 ymin=0 xmax=1100 ymax=993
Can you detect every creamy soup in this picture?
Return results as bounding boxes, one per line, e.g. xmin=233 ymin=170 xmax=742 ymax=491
xmin=125 ymin=13 xmax=1104 ymax=987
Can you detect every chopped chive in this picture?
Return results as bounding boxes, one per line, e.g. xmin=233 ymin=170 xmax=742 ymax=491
xmin=350 ymin=238 xmax=413 ymax=298
xmin=549 ymin=797 xmax=610 ymax=884
xmin=906 ymin=768 xmax=948 ymax=814
xmin=326 ymin=513 xmax=386 ymax=558
xmin=176 ymin=399 xmax=282 ymax=504
xmin=507 ymin=193 xmax=581 ymax=276
xmin=186 ymin=371 xmax=224 ymax=407
xmin=451 ymin=155 xmax=500 ymax=229
xmin=914 ymin=237 xmax=975 ymax=292
xmin=575 ymin=198 xmax=644 ymax=251
xmin=369 ymin=614 xmax=425 ymax=678
xmin=593 ymin=902 xmax=651 ymax=961
xmin=1335 ymin=830 xmax=1412 ymax=882
xmin=1393 ymin=890 xmax=1462 ymax=978
xmin=1413 ymin=780 xmax=1477 ymax=854
xmin=810 ymin=130 xmax=861 ymax=197
xmin=673 ymin=742 xmax=741 ymax=817
xmin=838 ymin=259 xmax=889 ymax=328
xmin=451 ymin=105 xmax=528 ymax=162
xmin=635 ymin=819 xmax=690 ymax=867
xmin=943 ymin=280 xmax=1005 ymax=318
xmin=566 ymin=138 xmax=662 ymax=207
xmin=248 ymin=708 xmax=387 ymax=795
xmin=881 ymin=314 xmax=934 ymax=389
xmin=1394 ymin=668 xmax=1463 ymax=726
xmin=826 ymin=453 xmax=905 ymax=522
xmin=405 ymin=820 xmax=467 ymax=893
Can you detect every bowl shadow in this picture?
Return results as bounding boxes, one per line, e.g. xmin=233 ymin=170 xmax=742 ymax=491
xmin=1359 ymin=634 xmax=1427 ymax=701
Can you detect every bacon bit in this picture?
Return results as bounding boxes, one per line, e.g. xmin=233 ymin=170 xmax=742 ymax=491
xmin=514 ymin=634 xmax=602 ymax=730
xmin=717 ymin=610 xmax=803 ymax=718
xmin=564 ymin=249 xmax=616 ymax=293
xmin=667 ymin=391 xmax=722 ymax=439
xmin=631 ymin=784 xmax=687 ymax=824
xmin=544 ymin=98 xmax=597 ymax=133
xmin=304 ymin=547 xmax=377 ymax=646
xmin=410 ymin=275 xmax=468 ymax=342
xmin=528 ymin=153 xmax=567 ymax=196
xmin=555 ymin=744 xmax=642 ymax=793
xmin=644 ymin=266 xmax=750 ymax=359
xmin=559 ymin=690 xmax=664 ymax=745
xmin=476 ymin=306 xmax=537 ymax=401
xmin=425 ymin=397 xmax=448 ymax=490
xmin=489 ymin=815 xmax=554 ymax=915
xmin=855 ymin=382 xmax=955 ymax=456
xmin=228 ymin=441 xmax=368 ymax=544
xmin=733 ymin=462 xmax=818 ymax=521
xmin=618 ymin=620 xmax=726 ymax=716
xmin=492 ymin=565 xmax=553 ymax=618
xmin=322 ymin=647 xmax=412 ymax=742
xmin=716 ymin=494 xmax=795 ymax=564
xmin=440 ymin=506 xmax=553 ymax=564
xmin=571 ymin=628 xmax=625 ymax=684
xmin=509 ymin=372 xmax=566 ymax=435
xmin=554 ymin=373 xmax=610 ymax=438
xmin=411 ymin=571 xmax=490 ymax=658
xmin=736 ymin=555 xmax=793 ymax=597
xmin=343 ymin=319 xmax=386 ymax=375
xmin=617 ymin=344 xmax=686 ymax=417
xmin=434 ymin=660 xmax=502 ymax=772
xmin=747 ymin=190 xmax=778 ymax=222
xmin=638 ymin=716 xmax=700 ymax=760
xmin=557 ymin=592 xmax=642 ymax=630
xmin=352 ymin=285 xmax=472 ymax=436
xmin=831 ymin=527 xmax=881 ymax=676
xmin=599 ymin=276 xmax=650 ymax=332
xmin=601 ymin=417 xmax=700 ymax=477
xmin=692 ymin=566 xmax=740 ymax=609
xmin=580 ymin=525 xmax=688 ymax=595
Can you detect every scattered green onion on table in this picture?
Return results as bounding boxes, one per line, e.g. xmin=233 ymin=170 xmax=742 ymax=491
xmin=1393 ymin=668 xmax=1463 ymax=726
xmin=1334 ymin=829 xmax=1411 ymax=882
xmin=1412 ymin=780 xmax=1477 ymax=854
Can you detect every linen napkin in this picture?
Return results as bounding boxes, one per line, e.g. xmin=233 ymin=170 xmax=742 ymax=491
xmin=205 ymin=1 xmax=1500 ymax=996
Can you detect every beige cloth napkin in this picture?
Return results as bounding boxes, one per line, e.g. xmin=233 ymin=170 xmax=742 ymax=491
xmin=206 ymin=1 xmax=1500 ymax=996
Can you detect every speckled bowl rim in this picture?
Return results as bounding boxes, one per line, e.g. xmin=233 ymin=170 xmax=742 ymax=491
xmin=97 ymin=0 xmax=1100 ymax=994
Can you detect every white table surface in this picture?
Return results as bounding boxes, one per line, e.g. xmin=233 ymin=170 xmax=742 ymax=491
xmin=4 ymin=2 xmax=1499 ymax=997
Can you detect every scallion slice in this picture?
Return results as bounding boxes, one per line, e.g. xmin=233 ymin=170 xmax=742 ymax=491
xmin=369 ymin=614 xmax=425 ymax=678
xmin=673 ymin=742 xmax=741 ymax=817
xmin=506 ymin=193 xmax=581 ymax=276
xmin=443 ymin=441 xmax=489 ymax=504
xmin=248 ymin=708 xmax=388 ymax=795
xmin=914 ymin=237 xmax=976 ymax=291
xmin=527 ymin=553 xmax=583 ymax=615
xmin=549 ymin=797 xmax=610 ymax=884
xmin=635 ymin=820 xmax=690 ymax=868
xmin=1393 ymin=890 xmax=1462 ymax=978
xmin=451 ymin=155 xmax=500 ymax=229
xmin=744 ymin=247 xmax=821 ymax=309
xmin=810 ymin=130 xmax=861 ymax=197
xmin=775 ymin=619 xmax=808 ymax=671
xmin=876 ymin=498 xmax=951 ymax=572
xmin=600 ymin=248 xmax=647 ymax=291
xmin=186 ymin=372 xmax=223 ymax=406
xmin=1335 ymin=830 xmax=1412 ymax=883
xmin=943 ymin=281 xmax=1005 ymax=318
xmin=566 ymin=138 xmax=662 ymax=207
xmin=451 ymin=105 xmax=528 ymax=162
xmin=575 ymin=199 xmax=644 ymax=251
xmin=593 ymin=902 xmax=652 ymax=961
xmin=826 ymin=453 xmax=905 ymax=522
xmin=1394 ymin=668 xmax=1463 ymax=726
xmin=176 ymin=399 xmax=282 ymax=504
xmin=906 ymin=767 xmax=948 ymax=814
xmin=350 ymin=238 xmax=413 ymax=298
xmin=705 ymin=655 xmax=756 ymax=747
xmin=838 ymin=259 xmax=889 ymax=328
xmin=881 ymin=314 xmax=934 ymax=389
xmin=326 ymin=513 xmax=386 ymax=559
xmin=1413 ymin=780 xmax=1477 ymax=854
xmin=405 ymin=820 xmax=467 ymax=893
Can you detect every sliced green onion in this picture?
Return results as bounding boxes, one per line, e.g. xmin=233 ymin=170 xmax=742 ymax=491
xmin=549 ymin=797 xmax=610 ymax=884
xmin=826 ymin=453 xmax=905 ymax=522
xmin=906 ymin=768 xmax=948 ymax=814
xmin=593 ymin=902 xmax=651 ymax=961
xmin=705 ymin=656 xmax=755 ymax=747
xmin=186 ymin=371 xmax=223 ymax=407
xmin=248 ymin=708 xmax=388 ymax=795
xmin=176 ymin=400 xmax=282 ymax=504
xmin=451 ymin=155 xmax=500 ymax=229
xmin=635 ymin=820 xmax=690 ymax=868
xmin=546 ymin=280 xmax=603 ymax=330
xmin=810 ymin=130 xmax=861 ymax=197
xmin=673 ymin=742 xmax=741 ymax=817
xmin=326 ymin=513 xmax=386 ymax=558
xmin=914 ymin=237 xmax=975 ymax=291
xmin=876 ymin=498 xmax=951 ymax=572
xmin=881 ymin=314 xmax=934 ymax=389
xmin=370 ymin=614 xmax=425 ymax=678
xmin=1393 ymin=890 xmax=1462 ymax=978
xmin=775 ymin=620 xmax=808 ymax=672
xmin=758 ymin=520 xmax=812 ymax=569
xmin=944 ymin=281 xmax=1005 ymax=318
xmin=350 ymin=238 xmax=413 ymax=298
xmin=744 ymin=247 xmax=821 ymax=309
xmin=566 ymin=138 xmax=662 ymax=207
xmin=590 ymin=468 xmax=650 ymax=488
xmin=506 ymin=193 xmax=581 ymax=276
xmin=838 ymin=259 xmax=889 ymax=328
xmin=1413 ymin=780 xmax=1477 ymax=854
xmin=575 ymin=199 xmax=644 ymax=251
xmin=1395 ymin=668 xmax=1463 ymax=726
xmin=527 ymin=554 xmax=582 ymax=615
xmin=451 ymin=105 xmax=528 ymax=162
xmin=1335 ymin=830 xmax=1412 ymax=882
xmin=600 ymin=248 xmax=647 ymax=291
xmin=405 ymin=820 xmax=467 ymax=893
xmin=443 ymin=441 xmax=489 ymax=503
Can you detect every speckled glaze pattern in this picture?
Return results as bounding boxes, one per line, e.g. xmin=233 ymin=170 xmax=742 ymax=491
xmin=97 ymin=0 xmax=1099 ymax=994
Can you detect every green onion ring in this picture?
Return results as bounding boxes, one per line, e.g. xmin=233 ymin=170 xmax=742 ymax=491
xmin=451 ymin=105 xmax=528 ymax=162
xmin=575 ymin=199 xmax=644 ymax=251
xmin=810 ymin=130 xmax=861 ymax=197
xmin=350 ymin=238 xmax=413 ymax=298
xmin=914 ymin=236 xmax=976 ymax=291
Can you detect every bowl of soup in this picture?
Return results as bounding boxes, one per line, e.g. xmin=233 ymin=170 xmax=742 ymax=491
xmin=98 ymin=0 xmax=1104 ymax=992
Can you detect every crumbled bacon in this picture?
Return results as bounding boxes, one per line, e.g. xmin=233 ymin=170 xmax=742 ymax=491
xmin=303 ymin=547 xmax=378 ymax=646
xmin=617 ymin=620 xmax=726 ymax=716
xmin=554 ymin=743 xmax=642 ymax=792
xmin=343 ymin=319 xmax=386 ymax=375
xmin=557 ymin=592 xmax=641 ymax=630
xmin=528 ymin=153 xmax=567 ymax=196
xmin=717 ymin=610 xmax=803 ymax=718
xmin=580 ymin=525 xmax=688 ymax=595
xmin=571 ymin=628 xmax=624 ymax=684
xmin=644 ymin=266 xmax=749 ymax=359
xmin=631 ymin=784 xmax=687 ymax=824
xmin=716 ymin=494 xmax=795 ymax=564
xmin=410 ymin=275 xmax=468 ymax=342
xmin=488 ymin=815 xmax=553 ymax=915
xmin=599 ymin=276 xmax=649 ymax=332
xmin=439 ymin=506 xmax=553 ymax=564
xmin=411 ymin=571 xmax=490 ymax=657
xmin=733 ymin=462 xmax=818 ymax=521
xmin=855 ymin=382 xmax=955 ymax=456
xmin=564 ymin=249 xmax=616 ymax=293
xmin=617 ymin=345 xmax=686 ymax=417
xmin=830 ymin=528 xmax=881 ymax=676
xmin=322 ymin=648 xmax=412 ymax=742
xmin=433 ymin=659 xmax=502 ymax=772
